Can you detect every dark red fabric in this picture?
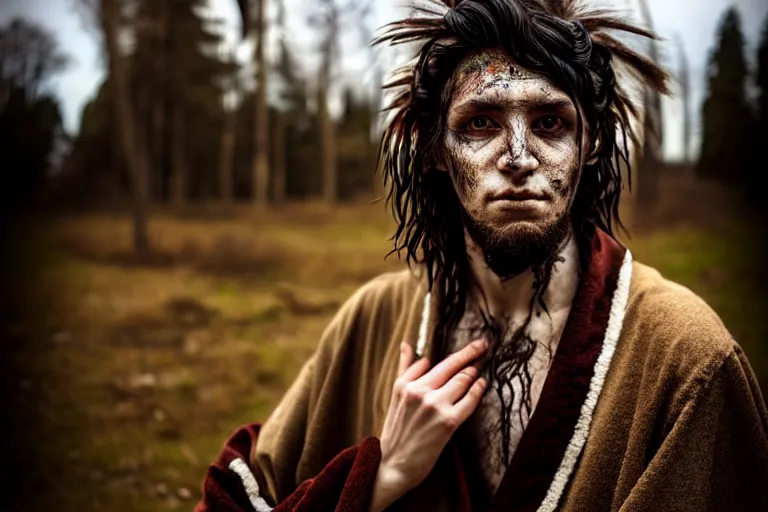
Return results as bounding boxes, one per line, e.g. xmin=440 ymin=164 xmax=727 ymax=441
xmin=486 ymin=229 xmax=626 ymax=512
xmin=446 ymin=442 xmax=475 ymax=512
xmin=195 ymin=423 xmax=382 ymax=512
xmin=196 ymin=425 xmax=264 ymax=512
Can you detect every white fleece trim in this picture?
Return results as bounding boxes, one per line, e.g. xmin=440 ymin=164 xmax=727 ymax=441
xmin=228 ymin=457 xmax=274 ymax=511
xmin=416 ymin=292 xmax=431 ymax=358
xmin=536 ymin=250 xmax=633 ymax=512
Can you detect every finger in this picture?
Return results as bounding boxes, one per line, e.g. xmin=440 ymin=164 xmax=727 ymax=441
xmin=397 ymin=342 xmax=413 ymax=377
xmin=453 ymin=377 xmax=487 ymax=423
xmin=400 ymin=355 xmax=431 ymax=383
xmin=433 ymin=365 xmax=479 ymax=404
xmin=417 ymin=338 xmax=488 ymax=389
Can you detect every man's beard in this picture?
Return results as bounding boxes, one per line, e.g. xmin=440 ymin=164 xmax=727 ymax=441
xmin=462 ymin=209 xmax=571 ymax=281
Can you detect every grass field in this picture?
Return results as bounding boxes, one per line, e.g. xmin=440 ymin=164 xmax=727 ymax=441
xmin=6 ymin=176 xmax=766 ymax=511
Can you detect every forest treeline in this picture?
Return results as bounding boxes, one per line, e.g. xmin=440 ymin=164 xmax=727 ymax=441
xmin=64 ymin=0 xmax=381 ymax=220
xmin=1 ymin=2 xmax=767 ymax=251
xmin=2 ymin=1 xmax=381 ymax=243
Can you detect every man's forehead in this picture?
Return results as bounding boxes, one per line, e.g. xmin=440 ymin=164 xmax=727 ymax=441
xmin=455 ymin=49 xmax=540 ymax=81
xmin=452 ymin=49 xmax=569 ymax=103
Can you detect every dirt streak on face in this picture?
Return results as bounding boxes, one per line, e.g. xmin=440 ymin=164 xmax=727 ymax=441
xmin=442 ymin=49 xmax=588 ymax=246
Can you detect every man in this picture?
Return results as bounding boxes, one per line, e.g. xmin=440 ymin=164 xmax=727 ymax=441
xmin=197 ymin=1 xmax=768 ymax=510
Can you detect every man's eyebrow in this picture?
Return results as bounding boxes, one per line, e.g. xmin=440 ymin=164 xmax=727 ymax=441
xmin=451 ymin=97 xmax=575 ymax=114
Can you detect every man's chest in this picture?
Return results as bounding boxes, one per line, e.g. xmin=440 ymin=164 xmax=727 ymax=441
xmin=447 ymin=306 xmax=570 ymax=494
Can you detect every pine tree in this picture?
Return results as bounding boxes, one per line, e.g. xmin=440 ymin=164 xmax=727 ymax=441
xmin=251 ymin=0 xmax=270 ymax=208
xmin=757 ymin=15 xmax=768 ymax=165
xmin=337 ymin=88 xmax=375 ymax=199
xmin=696 ymin=7 xmax=755 ymax=184
xmin=132 ymin=0 xmax=236 ymax=205
xmin=272 ymin=0 xmax=308 ymax=202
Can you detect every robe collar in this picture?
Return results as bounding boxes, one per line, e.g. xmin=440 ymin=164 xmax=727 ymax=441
xmin=416 ymin=228 xmax=633 ymax=512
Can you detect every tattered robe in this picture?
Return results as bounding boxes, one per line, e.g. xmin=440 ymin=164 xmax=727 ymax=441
xmin=196 ymin=230 xmax=768 ymax=511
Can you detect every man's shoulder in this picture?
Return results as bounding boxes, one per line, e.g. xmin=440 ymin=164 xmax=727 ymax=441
xmin=335 ymin=267 xmax=426 ymax=322
xmin=624 ymin=260 xmax=737 ymax=376
xmin=354 ymin=267 xmax=425 ymax=300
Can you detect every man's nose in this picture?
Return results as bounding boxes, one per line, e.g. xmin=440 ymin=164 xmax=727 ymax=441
xmin=497 ymin=118 xmax=539 ymax=177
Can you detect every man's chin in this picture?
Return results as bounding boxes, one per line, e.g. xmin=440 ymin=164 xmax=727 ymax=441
xmin=493 ymin=219 xmax=550 ymax=240
xmin=464 ymin=212 xmax=571 ymax=280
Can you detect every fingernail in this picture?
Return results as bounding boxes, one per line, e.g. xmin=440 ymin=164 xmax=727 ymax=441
xmin=400 ymin=342 xmax=407 ymax=353
xmin=473 ymin=339 xmax=488 ymax=350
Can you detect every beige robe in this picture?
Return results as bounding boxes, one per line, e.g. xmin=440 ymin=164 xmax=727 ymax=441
xmin=251 ymin=230 xmax=768 ymax=511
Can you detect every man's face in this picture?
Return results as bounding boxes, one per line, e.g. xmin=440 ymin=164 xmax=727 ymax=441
xmin=441 ymin=49 xmax=586 ymax=275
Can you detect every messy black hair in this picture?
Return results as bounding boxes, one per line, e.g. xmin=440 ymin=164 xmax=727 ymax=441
xmin=373 ymin=0 xmax=668 ymax=468
xmin=375 ymin=0 xmax=668 ymax=341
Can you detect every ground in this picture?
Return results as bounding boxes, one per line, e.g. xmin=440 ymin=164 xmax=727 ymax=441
xmin=4 ymin=173 xmax=766 ymax=511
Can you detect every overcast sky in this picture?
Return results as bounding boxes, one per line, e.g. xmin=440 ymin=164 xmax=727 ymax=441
xmin=1 ymin=0 xmax=767 ymax=161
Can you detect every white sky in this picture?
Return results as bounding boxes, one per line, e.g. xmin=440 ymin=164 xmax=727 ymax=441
xmin=1 ymin=0 xmax=767 ymax=161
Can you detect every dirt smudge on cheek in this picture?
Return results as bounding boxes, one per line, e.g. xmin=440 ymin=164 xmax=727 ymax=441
xmin=445 ymin=132 xmax=483 ymax=201
xmin=530 ymin=135 xmax=580 ymax=206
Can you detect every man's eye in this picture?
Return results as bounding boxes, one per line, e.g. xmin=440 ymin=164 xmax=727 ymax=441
xmin=467 ymin=116 xmax=495 ymax=131
xmin=536 ymin=115 xmax=564 ymax=132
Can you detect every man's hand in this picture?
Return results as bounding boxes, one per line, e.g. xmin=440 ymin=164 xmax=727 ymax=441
xmin=369 ymin=339 xmax=488 ymax=512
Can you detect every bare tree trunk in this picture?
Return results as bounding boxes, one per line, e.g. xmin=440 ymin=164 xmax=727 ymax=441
xmin=110 ymin=123 xmax=124 ymax=195
xmin=218 ymin=103 xmax=236 ymax=204
xmin=318 ymin=79 xmax=337 ymax=203
xmin=371 ymin=64 xmax=385 ymax=200
xmin=251 ymin=0 xmax=270 ymax=207
xmin=151 ymin=0 xmax=168 ymax=200
xmin=103 ymin=0 xmax=150 ymax=253
xmin=635 ymin=0 xmax=663 ymax=214
xmin=676 ymin=34 xmax=691 ymax=165
xmin=171 ymin=101 xmax=187 ymax=209
xmin=273 ymin=113 xmax=286 ymax=202
xmin=151 ymin=97 xmax=166 ymax=199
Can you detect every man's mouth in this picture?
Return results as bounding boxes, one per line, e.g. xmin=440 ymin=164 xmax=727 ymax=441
xmin=490 ymin=188 xmax=549 ymax=202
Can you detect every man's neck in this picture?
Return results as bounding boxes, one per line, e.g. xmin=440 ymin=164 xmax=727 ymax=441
xmin=464 ymin=229 xmax=580 ymax=323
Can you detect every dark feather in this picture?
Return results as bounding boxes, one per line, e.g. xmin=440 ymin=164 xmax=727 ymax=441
xmin=592 ymin=32 xmax=670 ymax=94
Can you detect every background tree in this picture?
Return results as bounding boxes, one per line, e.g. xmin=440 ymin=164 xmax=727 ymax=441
xmin=755 ymin=13 xmax=768 ymax=199
xmin=271 ymin=27 xmax=318 ymax=200
xmin=251 ymin=0 xmax=270 ymax=208
xmin=311 ymin=0 xmax=343 ymax=203
xmin=696 ymin=7 xmax=755 ymax=185
xmin=270 ymin=0 xmax=291 ymax=203
xmin=675 ymin=33 xmax=692 ymax=164
xmin=0 ymin=19 xmax=69 ymax=101
xmin=354 ymin=0 xmax=385 ymax=198
xmin=101 ymin=0 xmax=152 ymax=252
xmin=634 ymin=0 xmax=664 ymax=210
xmin=132 ymin=0 xmax=169 ymax=202
xmin=165 ymin=0 xmax=235 ymax=207
xmin=0 ymin=19 xmax=68 ymax=212
xmin=217 ymin=47 xmax=239 ymax=205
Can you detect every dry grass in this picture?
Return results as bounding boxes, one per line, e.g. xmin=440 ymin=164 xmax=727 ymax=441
xmin=6 ymin=178 xmax=765 ymax=511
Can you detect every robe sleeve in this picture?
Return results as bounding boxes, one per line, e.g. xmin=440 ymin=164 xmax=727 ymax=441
xmin=619 ymin=344 xmax=768 ymax=511
xmin=194 ymin=423 xmax=382 ymax=512
xmin=196 ymin=278 xmax=393 ymax=511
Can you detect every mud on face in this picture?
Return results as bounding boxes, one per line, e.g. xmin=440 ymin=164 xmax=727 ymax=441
xmin=441 ymin=49 xmax=588 ymax=275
